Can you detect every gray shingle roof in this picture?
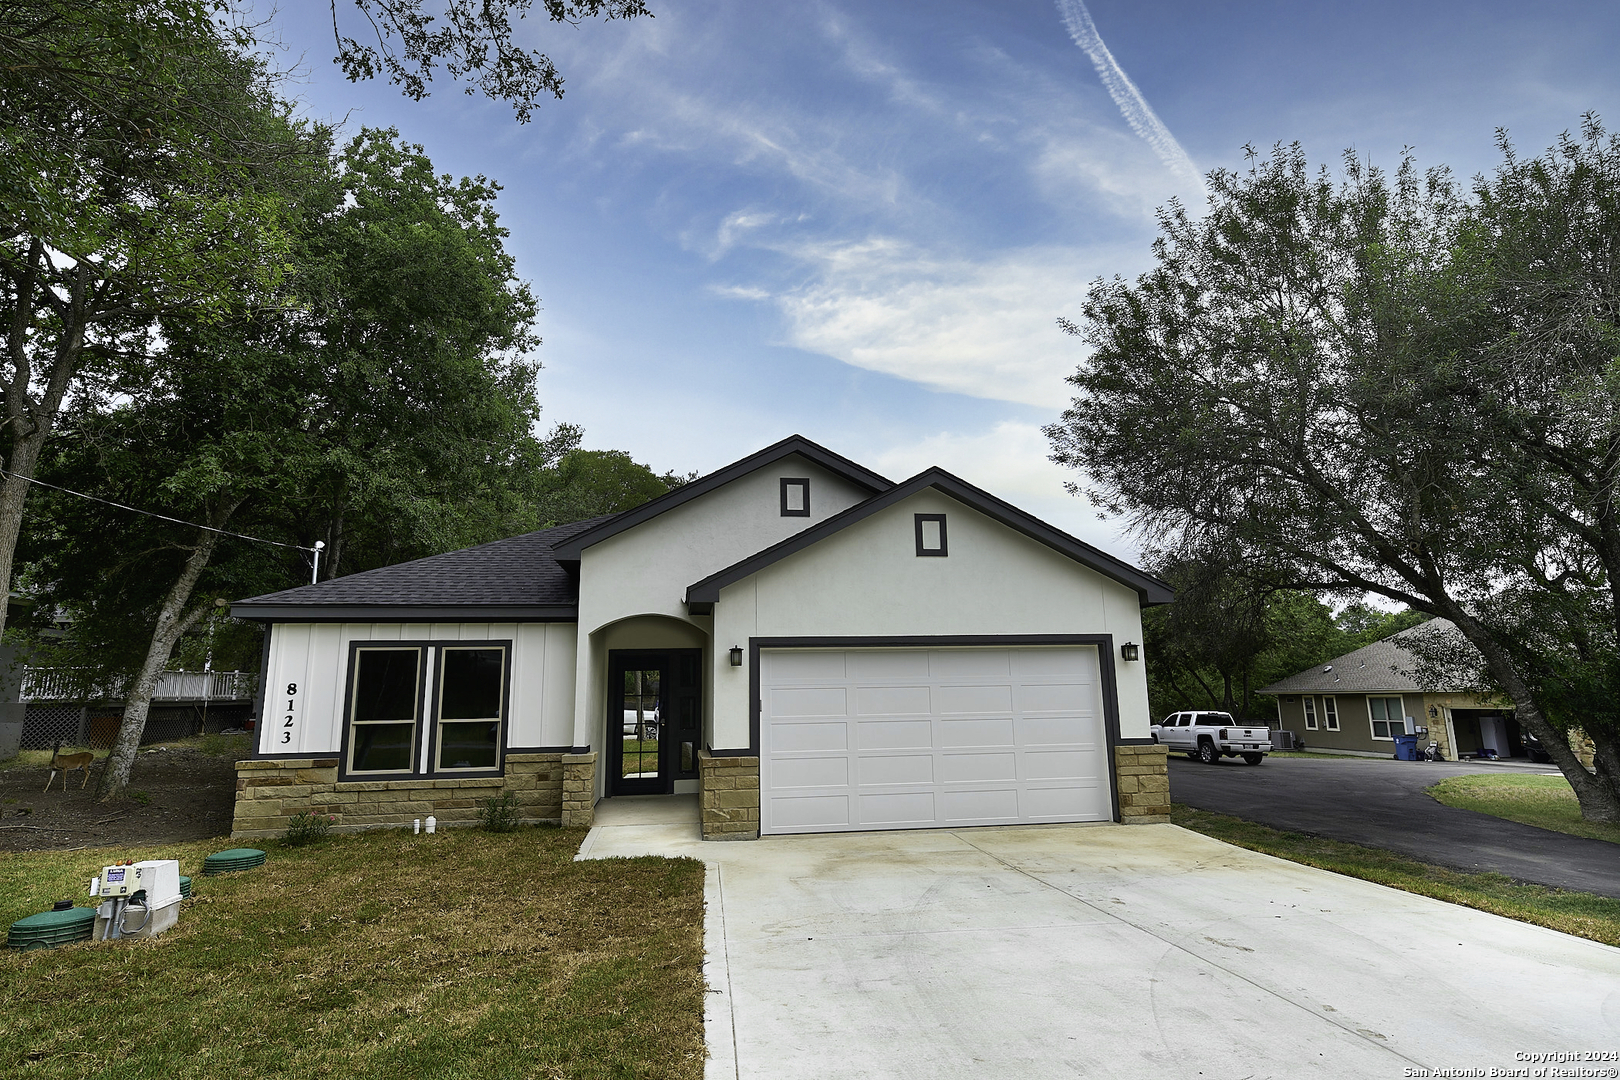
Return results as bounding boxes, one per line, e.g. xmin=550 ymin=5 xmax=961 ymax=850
xmin=1258 ymin=619 xmax=1463 ymax=695
xmin=230 ymin=516 xmax=613 ymax=620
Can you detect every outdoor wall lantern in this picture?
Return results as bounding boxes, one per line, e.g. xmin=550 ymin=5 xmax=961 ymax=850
xmin=729 ymin=646 xmax=744 ymax=667
xmin=1428 ymin=705 xmax=1438 ymax=718
xmin=1120 ymin=642 xmax=1140 ymax=662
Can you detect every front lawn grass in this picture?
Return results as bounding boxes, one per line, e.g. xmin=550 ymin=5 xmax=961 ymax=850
xmin=1172 ymin=803 xmax=1620 ymax=947
xmin=1428 ymin=773 xmax=1620 ymax=846
xmin=0 ymin=826 xmax=705 ymax=1079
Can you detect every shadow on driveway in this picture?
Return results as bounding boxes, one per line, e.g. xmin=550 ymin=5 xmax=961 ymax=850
xmin=1169 ymin=754 xmax=1620 ymax=897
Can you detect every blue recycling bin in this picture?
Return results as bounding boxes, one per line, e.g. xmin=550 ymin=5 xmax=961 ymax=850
xmin=1393 ymin=734 xmax=1420 ymax=761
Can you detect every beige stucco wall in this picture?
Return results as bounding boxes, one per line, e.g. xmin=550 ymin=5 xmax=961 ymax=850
xmin=709 ymin=489 xmax=1151 ymax=748
xmin=570 ymin=454 xmax=873 ymax=749
xmin=258 ymin=621 xmax=577 ymax=757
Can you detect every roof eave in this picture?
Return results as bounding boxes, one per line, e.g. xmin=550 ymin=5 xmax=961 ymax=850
xmin=230 ymin=603 xmax=579 ymax=623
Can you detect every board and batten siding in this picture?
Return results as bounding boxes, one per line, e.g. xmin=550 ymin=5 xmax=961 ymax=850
xmin=710 ymin=489 xmax=1151 ymax=750
xmin=256 ymin=622 xmax=577 ymax=757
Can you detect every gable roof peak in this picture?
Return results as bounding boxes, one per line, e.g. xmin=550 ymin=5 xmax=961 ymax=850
xmin=550 ymin=434 xmax=892 ymax=561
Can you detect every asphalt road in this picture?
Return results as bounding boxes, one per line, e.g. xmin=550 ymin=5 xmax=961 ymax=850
xmin=1168 ymin=754 xmax=1620 ymax=898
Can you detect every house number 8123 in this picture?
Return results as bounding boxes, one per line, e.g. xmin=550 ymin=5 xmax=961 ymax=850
xmin=282 ymin=682 xmax=297 ymax=744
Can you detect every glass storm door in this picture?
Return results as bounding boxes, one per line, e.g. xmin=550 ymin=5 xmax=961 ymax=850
xmin=608 ymin=650 xmax=702 ymax=796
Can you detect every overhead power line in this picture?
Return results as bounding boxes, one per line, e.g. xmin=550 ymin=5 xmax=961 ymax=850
xmin=0 ymin=468 xmax=319 ymax=553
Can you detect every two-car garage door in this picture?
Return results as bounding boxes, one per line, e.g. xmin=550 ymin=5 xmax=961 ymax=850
xmin=759 ymin=646 xmax=1112 ymax=835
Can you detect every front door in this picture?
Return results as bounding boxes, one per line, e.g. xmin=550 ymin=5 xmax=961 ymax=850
xmin=608 ymin=649 xmax=702 ymax=795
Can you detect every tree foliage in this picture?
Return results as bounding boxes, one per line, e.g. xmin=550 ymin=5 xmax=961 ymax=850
xmin=331 ymin=0 xmax=652 ymax=121
xmin=20 ymin=127 xmax=550 ymax=798
xmin=1047 ymin=120 xmax=1620 ymax=821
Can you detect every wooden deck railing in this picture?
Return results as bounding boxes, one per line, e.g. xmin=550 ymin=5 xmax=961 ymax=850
xmin=20 ymin=668 xmax=258 ymax=703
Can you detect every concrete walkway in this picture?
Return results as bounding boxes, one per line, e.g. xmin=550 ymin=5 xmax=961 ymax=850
xmin=1170 ymin=755 xmax=1620 ymax=897
xmin=578 ymin=802 xmax=1620 ymax=1079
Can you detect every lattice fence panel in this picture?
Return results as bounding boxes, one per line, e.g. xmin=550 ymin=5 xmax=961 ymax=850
xmin=21 ymin=704 xmax=84 ymax=749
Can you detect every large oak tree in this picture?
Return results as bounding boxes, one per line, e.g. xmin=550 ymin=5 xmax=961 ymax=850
xmin=1047 ymin=122 xmax=1620 ymax=821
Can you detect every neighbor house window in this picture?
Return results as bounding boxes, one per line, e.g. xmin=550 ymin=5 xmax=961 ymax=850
xmin=915 ymin=513 xmax=948 ymax=556
xmin=1303 ymin=697 xmax=1318 ymax=730
xmin=780 ymin=478 xmax=810 ymax=517
xmin=345 ymin=642 xmax=509 ymax=777
xmin=436 ymin=647 xmax=506 ymax=771
xmin=1322 ymin=696 xmax=1340 ymax=731
xmin=1369 ymin=697 xmax=1405 ymax=740
xmin=348 ymin=647 xmax=423 ymax=773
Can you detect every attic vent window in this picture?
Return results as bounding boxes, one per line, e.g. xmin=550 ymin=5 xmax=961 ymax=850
xmin=780 ymin=478 xmax=810 ymax=517
xmin=915 ymin=514 xmax=948 ymax=557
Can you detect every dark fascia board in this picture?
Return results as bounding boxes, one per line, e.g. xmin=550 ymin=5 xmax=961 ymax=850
xmin=550 ymin=434 xmax=893 ymax=562
xmin=230 ymin=603 xmax=578 ymax=624
xmin=685 ymin=467 xmax=1176 ymax=607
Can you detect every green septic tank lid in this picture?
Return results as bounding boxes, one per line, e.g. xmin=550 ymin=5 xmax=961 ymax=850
xmin=8 ymin=906 xmax=94 ymax=949
xmin=179 ymin=875 xmax=192 ymax=898
xmin=203 ymin=848 xmax=266 ymax=875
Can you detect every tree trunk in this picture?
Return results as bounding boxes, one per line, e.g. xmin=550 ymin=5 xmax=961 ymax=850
xmin=1444 ymin=606 xmax=1620 ymax=822
xmin=0 ymin=257 xmax=86 ymax=644
xmin=98 ymin=519 xmax=228 ymax=801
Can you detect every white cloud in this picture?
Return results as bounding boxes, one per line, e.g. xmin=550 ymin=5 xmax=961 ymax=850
xmin=760 ymin=239 xmax=1142 ymax=407
xmin=864 ymin=420 xmax=1138 ymax=557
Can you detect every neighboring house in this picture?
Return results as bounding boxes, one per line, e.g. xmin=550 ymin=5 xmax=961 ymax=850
xmin=1257 ymin=621 xmax=1519 ymax=761
xmin=229 ymin=436 xmax=1175 ymax=840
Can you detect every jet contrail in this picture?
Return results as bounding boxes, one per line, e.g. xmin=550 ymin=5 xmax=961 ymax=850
xmin=1055 ymin=0 xmax=1202 ymax=187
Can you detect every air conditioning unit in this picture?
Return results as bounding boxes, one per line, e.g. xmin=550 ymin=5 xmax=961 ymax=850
xmin=1270 ymin=729 xmax=1297 ymax=751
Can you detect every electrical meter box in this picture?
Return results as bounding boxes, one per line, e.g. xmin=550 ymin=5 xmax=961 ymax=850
xmin=96 ymin=860 xmax=181 ymax=906
xmin=92 ymin=859 xmax=184 ymax=941
xmin=99 ymin=865 xmax=138 ymax=897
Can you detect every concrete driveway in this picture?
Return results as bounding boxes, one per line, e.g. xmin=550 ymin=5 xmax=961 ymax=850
xmin=580 ymin=800 xmax=1620 ymax=1080
xmin=1169 ymin=755 xmax=1620 ymax=897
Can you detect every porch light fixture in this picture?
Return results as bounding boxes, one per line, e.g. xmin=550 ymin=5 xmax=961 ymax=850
xmin=1120 ymin=642 xmax=1140 ymax=662
xmin=729 ymin=646 xmax=743 ymax=667
xmin=1428 ymin=705 xmax=1438 ymax=718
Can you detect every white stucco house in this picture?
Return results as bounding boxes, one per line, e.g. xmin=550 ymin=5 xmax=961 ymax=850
xmin=229 ymin=436 xmax=1174 ymax=839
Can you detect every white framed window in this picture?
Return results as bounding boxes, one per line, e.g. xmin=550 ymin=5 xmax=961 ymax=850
xmin=1323 ymin=696 xmax=1340 ymax=731
xmin=344 ymin=641 xmax=509 ymax=777
xmin=1369 ymin=697 xmax=1405 ymax=740
xmin=1303 ymin=697 xmax=1318 ymax=730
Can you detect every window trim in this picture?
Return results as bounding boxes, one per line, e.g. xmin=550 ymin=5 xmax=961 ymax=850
xmin=1368 ymin=695 xmax=1405 ymax=741
xmin=1322 ymin=695 xmax=1340 ymax=731
xmin=780 ymin=477 xmax=811 ymax=517
xmin=914 ymin=513 xmax=948 ymax=557
xmin=1303 ymin=697 xmax=1318 ymax=730
xmin=338 ymin=639 xmax=512 ymax=782
xmin=429 ymin=645 xmax=510 ymax=775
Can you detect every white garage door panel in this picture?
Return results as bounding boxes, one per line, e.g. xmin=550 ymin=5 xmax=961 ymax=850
xmin=761 ymin=646 xmax=1113 ymax=835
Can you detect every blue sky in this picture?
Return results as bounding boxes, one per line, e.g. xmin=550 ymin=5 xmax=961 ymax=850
xmin=266 ymin=0 xmax=1620 ymax=556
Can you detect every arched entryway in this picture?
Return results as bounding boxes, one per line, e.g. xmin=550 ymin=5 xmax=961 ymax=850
xmin=592 ymin=615 xmax=708 ymax=797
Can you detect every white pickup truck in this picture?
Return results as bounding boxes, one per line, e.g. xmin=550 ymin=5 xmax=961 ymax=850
xmin=1151 ymin=710 xmax=1272 ymax=765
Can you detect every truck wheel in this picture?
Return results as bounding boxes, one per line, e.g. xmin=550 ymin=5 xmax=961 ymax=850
xmin=1197 ymin=740 xmax=1219 ymax=765
xmin=1242 ymin=753 xmax=1264 ymax=766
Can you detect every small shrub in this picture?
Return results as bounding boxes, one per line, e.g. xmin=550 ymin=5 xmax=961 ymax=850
xmin=130 ymin=790 xmax=153 ymax=806
xmin=477 ymin=790 xmax=521 ymax=833
xmin=283 ymin=810 xmax=336 ymax=846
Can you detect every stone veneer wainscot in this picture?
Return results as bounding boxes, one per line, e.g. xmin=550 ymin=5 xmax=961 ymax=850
xmin=232 ymin=753 xmax=566 ymax=839
xmin=698 ymin=749 xmax=760 ymax=840
xmin=1114 ymin=743 xmax=1170 ymax=824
